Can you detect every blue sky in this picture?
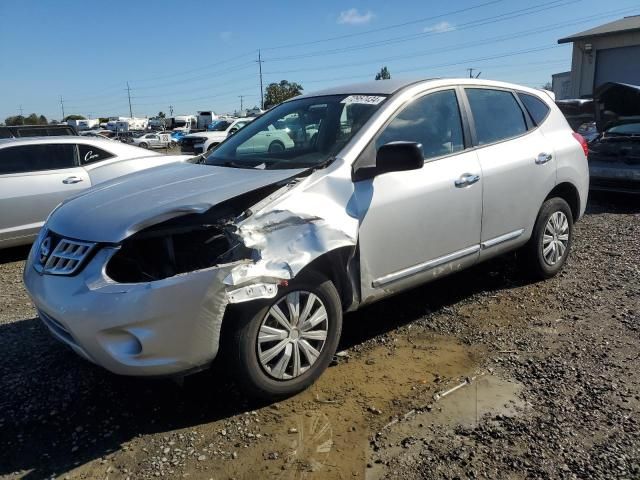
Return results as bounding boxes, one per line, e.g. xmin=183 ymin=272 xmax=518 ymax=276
xmin=1 ymin=0 xmax=638 ymax=121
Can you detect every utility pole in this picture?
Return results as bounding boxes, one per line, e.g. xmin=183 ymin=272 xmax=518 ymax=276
xmin=466 ymin=68 xmax=481 ymax=78
xmin=126 ymin=81 xmax=133 ymax=118
xmin=169 ymin=105 xmax=174 ymax=117
xmin=19 ymin=105 xmax=24 ymax=123
xmin=59 ymin=96 xmax=65 ymax=120
xmin=257 ymin=49 xmax=264 ymax=110
xmin=238 ymin=95 xmax=245 ymax=112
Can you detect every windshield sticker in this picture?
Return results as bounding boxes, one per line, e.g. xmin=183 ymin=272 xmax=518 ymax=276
xmin=341 ymin=95 xmax=386 ymax=105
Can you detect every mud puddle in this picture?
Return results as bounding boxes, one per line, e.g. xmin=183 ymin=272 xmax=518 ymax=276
xmin=366 ymin=374 xmax=527 ymax=479
xmin=208 ymin=333 xmax=481 ymax=480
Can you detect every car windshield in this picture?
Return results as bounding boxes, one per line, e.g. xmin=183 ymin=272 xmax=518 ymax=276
xmin=606 ymin=122 xmax=640 ymax=136
xmin=210 ymin=120 xmax=232 ymax=131
xmin=200 ymin=94 xmax=386 ymax=170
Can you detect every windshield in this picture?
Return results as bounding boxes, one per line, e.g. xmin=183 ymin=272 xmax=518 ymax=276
xmin=209 ymin=120 xmax=232 ymax=131
xmin=200 ymin=94 xmax=386 ymax=170
xmin=606 ymin=122 xmax=640 ymax=136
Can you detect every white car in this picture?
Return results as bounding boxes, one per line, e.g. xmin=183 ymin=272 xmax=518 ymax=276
xmin=236 ymin=125 xmax=295 ymax=155
xmin=0 ymin=136 xmax=190 ymax=248
xmin=131 ymin=132 xmax=174 ymax=149
xmin=181 ymin=118 xmax=253 ymax=154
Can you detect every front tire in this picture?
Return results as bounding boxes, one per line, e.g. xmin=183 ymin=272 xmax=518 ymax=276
xmin=522 ymin=197 xmax=573 ymax=279
xmin=138 ymin=142 xmax=148 ymax=149
xmin=227 ymin=272 xmax=342 ymax=400
xmin=268 ymin=140 xmax=285 ymax=154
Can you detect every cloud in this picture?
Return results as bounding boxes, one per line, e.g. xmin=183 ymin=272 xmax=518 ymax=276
xmin=219 ymin=31 xmax=232 ymax=42
xmin=337 ymin=8 xmax=374 ymax=25
xmin=423 ymin=21 xmax=455 ymax=33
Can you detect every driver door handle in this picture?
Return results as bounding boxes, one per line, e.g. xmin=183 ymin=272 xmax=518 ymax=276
xmin=63 ymin=176 xmax=83 ymax=184
xmin=455 ymin=173 xmax=480 ymax=188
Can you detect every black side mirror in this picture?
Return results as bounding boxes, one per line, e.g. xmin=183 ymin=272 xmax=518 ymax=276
xmin=228 ymin=128 xmax=238 ymax=136
xmin=353 ymin=141 xmax=424 ymax=181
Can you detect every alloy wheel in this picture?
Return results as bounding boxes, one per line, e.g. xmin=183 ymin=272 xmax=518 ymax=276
xmin=257 ymin=291 xmax=329 ymax=380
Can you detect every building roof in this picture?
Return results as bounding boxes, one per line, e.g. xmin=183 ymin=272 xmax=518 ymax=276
xmin=558 ymin=15 xmax=640 ymax=44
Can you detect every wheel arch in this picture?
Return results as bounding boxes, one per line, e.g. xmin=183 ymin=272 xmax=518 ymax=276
xmin=295 ymin=246 xmax=360 ymax=312
xmin=545 ymin=182 xmax=581 ymax=222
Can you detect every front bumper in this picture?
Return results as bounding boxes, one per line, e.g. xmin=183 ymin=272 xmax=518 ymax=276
xmin=589 ymin=162 xmax=640 ymax=194
xmin=23 ymin=244 xmax=229 ymax=376
xmin=180 ymin=144 xmax=204 ymax=155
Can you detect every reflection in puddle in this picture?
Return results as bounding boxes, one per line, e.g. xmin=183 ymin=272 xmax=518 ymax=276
xmin=219 ymin=333 xmax=481 ymax=479
xmin=277 ymin=412 xmax=333 ymax=479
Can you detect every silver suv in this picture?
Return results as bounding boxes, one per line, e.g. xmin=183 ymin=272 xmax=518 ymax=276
xmin=24 ymin=78 xmax=589 ymax=399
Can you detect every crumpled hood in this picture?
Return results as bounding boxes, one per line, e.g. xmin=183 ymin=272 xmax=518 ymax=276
xmin=47 ymin=162 xmax=304 ymax=243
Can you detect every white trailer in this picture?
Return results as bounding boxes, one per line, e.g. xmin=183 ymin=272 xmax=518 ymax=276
xmin=68 ymin=119 xmax=100 ymax=130
xmin=197 ymin=111 xmax=217 ymax=130
xmin=114 ymin=118 xmax=149 ymax=132
xmin=168 ymin=115 xmax=197 ymax=131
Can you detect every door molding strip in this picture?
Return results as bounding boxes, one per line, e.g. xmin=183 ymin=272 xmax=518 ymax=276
xmin=371 ymin=244 xmax=480 ymax=288
xmin=481 ymin=229 xmax=524 ymax=249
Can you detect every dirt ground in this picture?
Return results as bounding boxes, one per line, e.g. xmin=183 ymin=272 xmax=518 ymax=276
xmin=0 ymin=192 xmax=638 ymax=480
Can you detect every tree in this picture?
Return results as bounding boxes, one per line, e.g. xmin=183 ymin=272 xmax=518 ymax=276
xmin=98 ymin=117 xmax=109 ymax=124
xmin=157 ymin=111 xmax=166 ymax=118
xmin=375 ymin=66 xmax=391 ymax=80
xmin=264 ymin=80 xmax=303 ymax=109
xmin=4 ymin=115 xmax=25 ymax=126
xmin=5 ymin=113 xmax=47 ymax=125
xmin=63 ymin=114 xmax=86 ymax=122
xmin=541 ymin=81 xmax=552 ymax=91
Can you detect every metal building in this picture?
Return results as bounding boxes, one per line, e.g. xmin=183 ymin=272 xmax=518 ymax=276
xmin=556 ymin=15 xmax=640 ymax=99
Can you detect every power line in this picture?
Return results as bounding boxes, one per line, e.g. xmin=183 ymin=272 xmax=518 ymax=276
xmin=261 ymin=0 xmax=505 ymax=51
xmin=262 ymin=6 xmax=635 ymax=77
xmin=262 ymin=0 xmax=580 ymax=63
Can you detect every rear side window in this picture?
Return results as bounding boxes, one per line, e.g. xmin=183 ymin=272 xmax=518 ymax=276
xmin=0 ymin=144 xmax=76 ymax=174
xmin=465 ymin=89 xmax=527 ymax=145
xmin=376 ymin=89 xmax=465 ymax=160
xmin=78 ymin=144 xmax=114 ymax=165
xmin=518 ymin=93 xmax=550 ymax=126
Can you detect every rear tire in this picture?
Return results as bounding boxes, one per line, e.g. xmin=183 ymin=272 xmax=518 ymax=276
xmin=226 ymin=272 xmax=342 ymax=400
xmin=522 ymin=197 xmax=573 ymax=279
xmin=268 ymin=140 xmax=285 ymax=153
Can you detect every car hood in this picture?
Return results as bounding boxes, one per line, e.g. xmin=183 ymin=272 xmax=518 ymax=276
xmin=47 ymin=162 xmax=304 ymax=243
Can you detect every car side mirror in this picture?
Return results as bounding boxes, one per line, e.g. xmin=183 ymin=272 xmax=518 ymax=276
xmin=228 ymin=128 xmax=238 ymax=136
xmin=353 ymin=141 xmax=424 ymax=181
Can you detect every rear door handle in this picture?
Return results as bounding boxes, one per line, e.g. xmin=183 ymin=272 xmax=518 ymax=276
xmin=62 ymin=176 xmax=83 ymax=184
xmin=536 ymin=152 xmax=553 ymax=164
xmin=455 ymin=173 xmax=480 ymax=188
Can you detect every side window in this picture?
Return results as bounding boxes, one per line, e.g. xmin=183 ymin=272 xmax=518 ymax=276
xmin=517 ymin=92 xmax=551 ymax=126
xmin=78 ymin=144 xmax=114 ymax=165
xmin=376 ymin=90 xmax=465 ymax=160
xmin=465 ymin=89 xmax=527 ymax=145
xmin=0 ymin=144 xmax=76 ymax=174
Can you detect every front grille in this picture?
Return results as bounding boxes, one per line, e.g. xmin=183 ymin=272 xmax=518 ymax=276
xmin=41 ymin=237 xmax=96 ymax=275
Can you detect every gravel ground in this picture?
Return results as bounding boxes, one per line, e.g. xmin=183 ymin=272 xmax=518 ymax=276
xmin=0 ymin=192 xmax=638 ymax=480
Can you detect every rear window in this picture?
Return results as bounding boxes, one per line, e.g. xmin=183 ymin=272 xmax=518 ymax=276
xmin=466 ymin=88 xmax=528 ymax=145
xmin=78 ymin=144 xmax=114 ymax=164
xmin=518 ymin=93 xmax=551 ymax=126
xmin=0 ymin=144 xmax=76 ymax=174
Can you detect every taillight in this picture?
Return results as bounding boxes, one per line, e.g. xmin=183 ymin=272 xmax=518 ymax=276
xmin=572 ymin=132 xmax=588 ymax=158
